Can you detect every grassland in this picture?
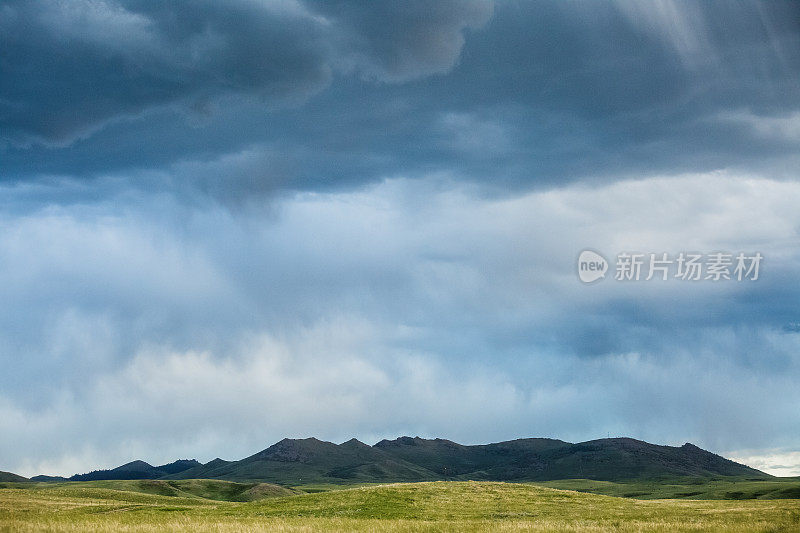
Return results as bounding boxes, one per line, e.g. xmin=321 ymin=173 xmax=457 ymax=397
xmin=534 ymin=477 xmax=800 ymax=500
xmin=1 ymin=480 xmax=799 ymax=532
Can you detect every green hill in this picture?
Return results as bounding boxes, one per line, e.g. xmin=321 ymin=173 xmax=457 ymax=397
xmin=372 ymin=436 xmax=569 ymax=477
xmin=515 ymin=438 xmax=765 ymax=480
xmin=169 ymin=437 xmax=439 ymax=483
xmin=242 ymin=481 xmax=797 ymax=521
xmin=2 ymin=480 xmax=798 ymax=531
xmin=57 ymin=479 xmax=297 ymax=501
xmin=46 ymin=436 xmax=768 ymax=485
xmin=0 ymin=471 xmax=28 ymax=482
xmin=29 ymin=475 xmax=68 ymax=482
xmin=162 ymin=436 xmax=766 ymax=484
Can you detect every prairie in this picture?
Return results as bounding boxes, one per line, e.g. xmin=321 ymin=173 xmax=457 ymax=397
xmin=1 ymin=480 xmax=799 ymax=532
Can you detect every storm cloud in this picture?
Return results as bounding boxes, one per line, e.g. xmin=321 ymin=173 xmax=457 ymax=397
xmin=0 ymin=0 xmax=491 ymax=145
xmin=2 ymin=0 xmax=799 ymax=193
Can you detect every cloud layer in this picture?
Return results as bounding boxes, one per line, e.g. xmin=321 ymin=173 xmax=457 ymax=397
xmin=1 ymin=173 xmax=799 ymax=476
xmin=3 ymin=1 xmax=799 ymax=192
xmin=0 ymin=0 xmax=491 ymax=145
xmin=1 ymin=1 xmax=799 ymax=477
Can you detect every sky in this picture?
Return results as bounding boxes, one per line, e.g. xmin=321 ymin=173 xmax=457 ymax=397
xmin=1 ymin=0 xmax=799 ymax=478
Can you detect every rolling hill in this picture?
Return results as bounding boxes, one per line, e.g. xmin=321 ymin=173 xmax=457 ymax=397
xmin=29 ymin=475 xmax=67 ymax=482
xmin=0 ymin=471 xmax=28 ymax=482
xmin=3 ymin=480 xmax=799 ymax=531
xmin=43 ymin=436 xmax=768 ymax=484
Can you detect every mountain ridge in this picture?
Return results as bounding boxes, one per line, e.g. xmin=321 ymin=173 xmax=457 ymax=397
xmin=31 ymin=436 xmax=768 ymax=484
xmin=69 ymin=459 xmax=202 ymax=481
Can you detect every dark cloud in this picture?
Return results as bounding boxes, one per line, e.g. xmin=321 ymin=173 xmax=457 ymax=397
xmin=2 ymin=1 xmax=798 ymax=198
xmin=0 ymin=0 xmax=492 ymax=146
xmin=0 ymin=0 xmax=328 ymax=145
xmin=306 ymin=0 xmax=493 ymax=81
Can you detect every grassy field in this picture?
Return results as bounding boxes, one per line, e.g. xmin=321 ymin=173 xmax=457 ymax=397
xmin=534 ymin=477 xmax=800 ymax=500
xmin=1 ymin=480 xmax=799 ymax=532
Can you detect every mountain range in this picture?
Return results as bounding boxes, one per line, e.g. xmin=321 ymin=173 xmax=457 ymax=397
xmin=28 ymin=437 xmax=768 ymax=485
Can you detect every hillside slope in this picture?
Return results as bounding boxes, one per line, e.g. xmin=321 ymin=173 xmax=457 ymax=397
xmin=0 ymin=471 xmax=28 ymax=482
xmin=51 ymin=436 xmax=767 ymax=484
xmin=161 ymin=436 xmax=767 ymax=484
xmin=170 ymin=438 xmax=440 ymax=483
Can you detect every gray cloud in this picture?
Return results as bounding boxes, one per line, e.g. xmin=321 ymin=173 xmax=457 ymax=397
xmin=0 ymin=0 xmax=328 ymax=144
xmin=2 ymin=1 xmax=798 ymax=199
xmin=0 ymin=0 xmax=492 ymax=146
xmin=1 ymin=172 xmax=799 ymax=475
xmin=306 ymin=0 xmax=493 ymax=81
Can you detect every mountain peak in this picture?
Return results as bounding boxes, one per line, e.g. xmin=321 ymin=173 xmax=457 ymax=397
xmin=340 ymin=438 xmax=369 ymax=447
xmin=374 ymin=436 xmax=465 ymax=450
xmin=250 ymin=437 xmax=338 ymax=463
xmin=375 ymin=436 xmax=424 ymax=447
xmin=113 ymin=460 xmax=154 ymax=472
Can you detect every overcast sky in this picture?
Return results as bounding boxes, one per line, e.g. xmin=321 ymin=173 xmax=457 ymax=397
xmin=1 ymin=0 xmax=799 ymax=478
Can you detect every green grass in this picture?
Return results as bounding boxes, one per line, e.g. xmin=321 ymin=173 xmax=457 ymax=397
xmin=1 ymin=480 xmax=799 ymax=532
xmin=534 ymin=477 xmax=800 ymax=500
xmin=0 ymin=479 xmax=298 ymax=502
